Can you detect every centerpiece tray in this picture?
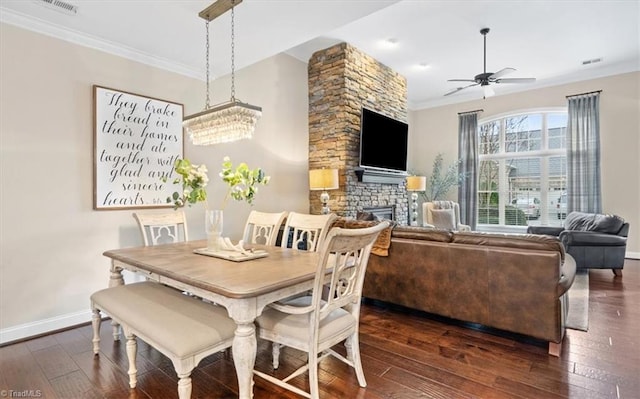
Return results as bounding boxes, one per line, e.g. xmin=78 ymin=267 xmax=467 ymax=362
xmin=193 ymin=248 xmax=269 ymax=262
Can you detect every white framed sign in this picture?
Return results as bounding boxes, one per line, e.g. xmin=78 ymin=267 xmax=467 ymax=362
xmin=93 ymin=85 xmax=184 ymax=210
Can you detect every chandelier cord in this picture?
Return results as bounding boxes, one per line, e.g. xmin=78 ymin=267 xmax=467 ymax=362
xmin=230 ymin=0 xmax=236 ymax=101
xmin=205 ymin=20 xmax=211 ymax=110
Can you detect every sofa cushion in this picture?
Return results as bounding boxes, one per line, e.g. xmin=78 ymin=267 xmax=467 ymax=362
xmin=564 ymin=212 xmax=625 ymax=234
xmin=391 ymin=226 xmax=453 ymax=242
xmin=356 ymin=211 xmax=376 ymax=221
xmin=452 ymin=231 xmax=565 ymax=262
xmin=431 ymin=208 xmax=456 ymax=230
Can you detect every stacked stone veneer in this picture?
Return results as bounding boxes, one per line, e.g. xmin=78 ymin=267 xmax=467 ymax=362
xmin=308 ymin=42 xmax=409 ymax=224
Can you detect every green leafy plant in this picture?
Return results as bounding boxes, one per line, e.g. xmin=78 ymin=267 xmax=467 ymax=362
xmin=164 ymin=159 xmax=209 ymax=209
xmin=163 ymin=156 xmax=269 ymax=210
xmin=423 ymin=153 xmax=466 ymax=201
xmin=219 ymin=156 xmax=270 ymax=208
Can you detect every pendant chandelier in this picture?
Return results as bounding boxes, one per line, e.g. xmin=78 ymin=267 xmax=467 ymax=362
xmin=184 ymin=0 xmax=262 ymax=146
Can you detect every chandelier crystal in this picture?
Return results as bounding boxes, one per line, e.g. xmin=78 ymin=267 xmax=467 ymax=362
xmin=184 ymin=0 xmax=261 ymax=146
xmin=185 ymin=101 xmax=262 ymax=145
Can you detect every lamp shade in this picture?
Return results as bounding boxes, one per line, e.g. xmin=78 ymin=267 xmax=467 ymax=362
xmin=309 ymin=169 xmax=339 ymax=190
xmin=406 ymin=176 xmax=426 ymax=191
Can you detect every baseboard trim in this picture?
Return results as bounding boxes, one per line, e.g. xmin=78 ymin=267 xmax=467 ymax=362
xmin=0 ymin=310 xmax=92 ymax=346
xmin=626 ymin=251 xmax=640 ymax=260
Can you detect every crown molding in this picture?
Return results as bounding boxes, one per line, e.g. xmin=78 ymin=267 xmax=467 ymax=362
xmin=0 ymin=7 xmax=205 ymax=81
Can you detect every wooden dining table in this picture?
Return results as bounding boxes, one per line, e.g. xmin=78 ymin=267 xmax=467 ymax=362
xmin=102 ymin=239 xmax=319 ymax=399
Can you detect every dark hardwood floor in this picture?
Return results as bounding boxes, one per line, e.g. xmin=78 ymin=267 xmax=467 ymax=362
xmin=2 ymin=259 xmax=638 ymax=399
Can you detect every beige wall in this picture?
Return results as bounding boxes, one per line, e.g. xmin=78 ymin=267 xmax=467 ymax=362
xmin=1 ymin=21 xmax=638 ymax=342
xmin=0 ymin=23 xmax=310 ymax=341
xmin=408 ymin=72 xmax=640 ymax=255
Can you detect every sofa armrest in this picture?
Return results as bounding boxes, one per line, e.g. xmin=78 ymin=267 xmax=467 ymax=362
xmin=619 ymin=223 xmax=630 ymax=237
xmin=560 ymin=230 xmax=628 ymax=246
xmin=527 ymin=226 xmax=564 ymax=236
xmin=558 ymin=254 xmax=576 ymax=297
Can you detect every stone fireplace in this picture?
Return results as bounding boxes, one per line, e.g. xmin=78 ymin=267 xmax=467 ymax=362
xmin=308 ymin=43 xmax=409 ymax=225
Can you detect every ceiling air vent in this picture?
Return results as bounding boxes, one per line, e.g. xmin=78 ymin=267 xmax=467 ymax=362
xmin=34 ymin=0 xmax=78 ymax=15
xmin=582 ymin=58 xmax=603 ymax=65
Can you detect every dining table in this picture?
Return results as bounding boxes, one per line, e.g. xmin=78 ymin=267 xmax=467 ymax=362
xmin=102 ymin=239 xmax=319 ymax=399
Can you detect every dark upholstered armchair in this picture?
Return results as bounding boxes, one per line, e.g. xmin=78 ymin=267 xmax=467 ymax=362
xmin=527 ymin=211 xmax=629 ymax=276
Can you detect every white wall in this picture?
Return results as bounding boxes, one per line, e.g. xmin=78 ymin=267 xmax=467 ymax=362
xmin=0 ymin=23 xmax=310 ymax=343
xmin=408 ymin=72 xmax=640 ymax=256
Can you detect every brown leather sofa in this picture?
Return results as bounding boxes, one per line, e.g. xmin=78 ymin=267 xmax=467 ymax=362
xmin=363 ymin=226 xmax=577 ymax=356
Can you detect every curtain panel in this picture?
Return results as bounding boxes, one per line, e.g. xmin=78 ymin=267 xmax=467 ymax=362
xmin=458 ymin=112 xmax=479 ymax=230
xmin=567 ymin=92 xmax=602 ymax=214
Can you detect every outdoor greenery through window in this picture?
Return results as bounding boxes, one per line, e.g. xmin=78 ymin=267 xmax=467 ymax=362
xmin=477 ymin=110 xmax=567 ymax=228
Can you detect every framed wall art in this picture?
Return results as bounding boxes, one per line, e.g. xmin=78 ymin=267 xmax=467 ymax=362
xmin=93 ymin=85 xmax=184 ymax=210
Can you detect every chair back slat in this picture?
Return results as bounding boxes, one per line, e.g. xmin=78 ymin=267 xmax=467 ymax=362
xmin=280 ymin=212 xmax=337 ymax=252
xmin=242 ymin=211 xmax=288 ymax=246
xmin=312 ymin=222 xmax=390 ymax=322
xmin=133 ymin=211 xmax=188 ymax=246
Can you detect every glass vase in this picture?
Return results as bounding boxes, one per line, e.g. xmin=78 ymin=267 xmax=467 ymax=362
xmin=205 ymin=209 xmax=223 ymax=251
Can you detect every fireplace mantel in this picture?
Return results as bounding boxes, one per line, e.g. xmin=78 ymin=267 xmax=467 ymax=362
xmin=354 ymin=168 xmax=407 ymax=184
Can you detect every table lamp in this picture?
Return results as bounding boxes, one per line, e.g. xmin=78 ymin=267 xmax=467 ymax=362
xmin=406 ymin=175 xmax=426 ymax=226
xmin=309 ymin=168 xmax=339 ymax=214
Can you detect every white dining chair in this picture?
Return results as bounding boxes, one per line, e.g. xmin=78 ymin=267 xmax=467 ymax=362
xmin=133 ymin=210 xmax=189 ymax=246
xmin=242 ymin=210 xmax=288 ymax=246
xmin=254 ymin=221 xmax=390 ymax=399
xmin=280 ymin=212 xmax=337 ymax=252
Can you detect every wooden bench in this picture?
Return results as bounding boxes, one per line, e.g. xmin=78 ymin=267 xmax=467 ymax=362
xmin=90 ymin=281 xmax=236 ymax=399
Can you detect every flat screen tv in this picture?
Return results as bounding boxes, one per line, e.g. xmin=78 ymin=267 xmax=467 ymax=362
xmin=359 ymin=108 xmax=408 ymax=173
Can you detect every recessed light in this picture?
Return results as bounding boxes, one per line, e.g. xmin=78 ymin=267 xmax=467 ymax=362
xmin=379 ymin=38 xmax=399 ymax=49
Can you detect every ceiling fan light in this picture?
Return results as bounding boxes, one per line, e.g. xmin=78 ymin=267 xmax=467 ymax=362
xmin=483 ymin=85 xmax=495 ymax=98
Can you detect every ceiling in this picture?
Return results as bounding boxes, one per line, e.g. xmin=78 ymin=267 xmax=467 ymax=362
xmin=1 ymin=0 xmax=638 ymax=109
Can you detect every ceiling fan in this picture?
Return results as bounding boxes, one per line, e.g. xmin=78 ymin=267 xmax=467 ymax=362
xmin=445 ymin=28 xmax=536 ymax=98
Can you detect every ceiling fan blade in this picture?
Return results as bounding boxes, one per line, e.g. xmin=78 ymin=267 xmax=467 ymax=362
xmin=496 ymin=77 xmax=536 ymax=84
xmin=444 ymin=83 xmax=479 ymax=96
xmin=489 ymin=67 xmax=516 ymax=80
xmin=447 ymin=79 xmax=477 ymax=83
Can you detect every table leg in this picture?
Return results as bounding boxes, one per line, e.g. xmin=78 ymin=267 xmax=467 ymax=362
xmin=232 ymin=321 xmax=257 ymax=399
xmin=109 ymin=262 xmax=124 ymax=288
xmin=109 ymin=261 xmax=124 ymax=339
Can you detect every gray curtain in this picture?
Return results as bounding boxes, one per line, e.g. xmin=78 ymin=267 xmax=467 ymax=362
xmin=458 ymin=112 xmax=478 ymax=230
xmin=567 ymin=92 xmax=601 ymax=214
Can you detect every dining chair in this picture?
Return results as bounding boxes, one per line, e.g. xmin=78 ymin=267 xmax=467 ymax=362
xmin=132 ymin=210 xmax=189 ymax=246
xmin=280 ymin=212 xmax=337 ymax=252
xmin=269 ymin=212 xmax=338 ymax=359
xmin=254 ymin=221 xmax=390 ymax=399
xmin=242 ymin=210 xmax=288 ymax=246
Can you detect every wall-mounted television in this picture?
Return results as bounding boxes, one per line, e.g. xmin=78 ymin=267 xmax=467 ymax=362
xmin=359 ymin=108 xmax=408 ymax=174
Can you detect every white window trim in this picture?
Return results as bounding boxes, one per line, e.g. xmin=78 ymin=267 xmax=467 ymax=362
xmin=477 ymin=108 xmax=568 ymax=230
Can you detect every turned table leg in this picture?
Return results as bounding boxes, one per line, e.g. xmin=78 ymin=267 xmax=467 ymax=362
xmin=233 ymin=321 xmax=257 ymax=399
xmin=108 ymin=261 xmax=125 ymax=340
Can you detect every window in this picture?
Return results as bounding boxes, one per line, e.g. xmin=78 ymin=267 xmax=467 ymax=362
xmin=477 ymin=110 xmax=567 ymax=228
